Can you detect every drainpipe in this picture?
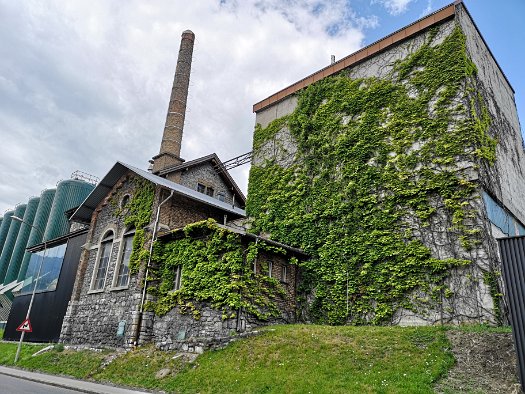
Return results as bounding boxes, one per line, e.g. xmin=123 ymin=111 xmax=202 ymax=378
xmin=133 ymin=189 xmax=174 ymax=346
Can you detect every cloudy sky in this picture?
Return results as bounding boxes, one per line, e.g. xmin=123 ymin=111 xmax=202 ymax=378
xmin=1 ymin=0 xmax=524 ymax=214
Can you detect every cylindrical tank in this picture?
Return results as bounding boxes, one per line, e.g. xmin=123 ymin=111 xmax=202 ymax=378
xmin=0 ymin=204 xmax=27 ymax=283
xmin=3 ymin=197 xmax=40 ymax=285
xmin=43 ymin=179 xmax=94 ymax=242
xmin=17 ymin=189 xmax=56 ymax=282
xmin=0 ymin=210 xmax=14 ymax=255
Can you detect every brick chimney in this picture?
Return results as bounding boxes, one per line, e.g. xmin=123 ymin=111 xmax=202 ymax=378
xmin=152 ymin=30 xmax=195 ymax=174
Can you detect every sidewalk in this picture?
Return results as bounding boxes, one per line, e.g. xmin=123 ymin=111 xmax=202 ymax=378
xmin=0 ymin=365 xmax=152 ymax=394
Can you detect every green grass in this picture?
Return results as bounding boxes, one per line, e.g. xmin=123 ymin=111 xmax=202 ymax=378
xmin=0 ymin=325 xmax=455 ymax=393
xmin=444 ymin=324 xmax=512 ymax=334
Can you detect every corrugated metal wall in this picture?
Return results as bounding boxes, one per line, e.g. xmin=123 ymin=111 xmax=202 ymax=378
xmin=3 ymin=197 xmax=40 ymax=285
xmin=17 ymin=189 xmax=56 ymax=282
xmin=0 ymin=205 xmax=26 ymax=283
xmin=43 ymin=180 xmax=94 ymax=242
xmin=0 ymin=210 xmax=14 ymax=253
xmin=498 ymin=235 xmax=525 ymax=392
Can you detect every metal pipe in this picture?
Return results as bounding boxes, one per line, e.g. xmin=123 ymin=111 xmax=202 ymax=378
xmin=12 ymin=216 xmax=46 ymax=363
xmin=133 ymin=189 xmax=174 ymax=345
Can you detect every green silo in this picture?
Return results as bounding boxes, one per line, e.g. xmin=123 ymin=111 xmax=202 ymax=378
xmin=0 ymin=204 xmax=26 ymax=283
xmin=43 ymin=179 xmax=94 ymax=242
xmin=3 ymin=197 xmax=40 ymax=285
xmin=0 ymin=210 xmax=14 ymax=254
xmin=17 ymin=189 xmax=56 ymax=282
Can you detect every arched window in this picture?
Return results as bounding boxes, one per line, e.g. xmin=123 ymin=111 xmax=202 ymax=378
xmin=91 ymin=230 xmax=114 ymax=290
xmin=114 ymin=227 xmax=135 ymax=288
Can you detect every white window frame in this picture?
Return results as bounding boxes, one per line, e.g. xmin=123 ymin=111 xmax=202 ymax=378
xmin=89 ymin=229 xmax=115 ymax=292
xmin=173 ymin=265 xmax=182 ymax=291
xmin=281 ymin=265 xmax=287 ymax=283
xmin=112 ymin=227 xmax=135 ymax=289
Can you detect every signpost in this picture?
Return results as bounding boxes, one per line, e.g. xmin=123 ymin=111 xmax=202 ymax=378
xmin=16 ymin=319 xmax=32 ymax=333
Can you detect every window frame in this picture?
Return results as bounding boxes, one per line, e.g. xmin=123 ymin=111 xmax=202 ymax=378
xmin=173 ymin=265 xmax=183 ymax=291
xmin=267 ymin=261 xmax=273 ymax=278
xmin=112 ymin=227 xmax=135 ymax=289
xmin=89 ymin=229 xmax=115 ymax=292
xmin=281 ymin=265 xmax=287 ymax=283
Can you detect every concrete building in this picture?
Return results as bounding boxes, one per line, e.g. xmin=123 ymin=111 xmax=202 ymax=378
xmin=248 ymin=1 xmax=525 ymax=325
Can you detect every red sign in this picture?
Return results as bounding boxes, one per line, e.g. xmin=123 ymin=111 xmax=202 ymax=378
xmin=16 ymin=319 xmax=32 ymax=332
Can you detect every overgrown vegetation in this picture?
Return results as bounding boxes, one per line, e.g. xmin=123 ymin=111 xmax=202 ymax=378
xmin=146 ymin=219 xmax=293 ymax=320
xmin=247 ymin=26 xmax=497 ymax=324
xmin=113 ymin=177 xmax=155 ymax=274
xmin=0 ymin=325 xmax=458 ymax=393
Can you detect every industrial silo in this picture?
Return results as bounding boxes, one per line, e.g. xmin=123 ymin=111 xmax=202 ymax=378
xmin=43 ymin=179 xmax=94 ymax=242
xmin=17 ymin=189 xmax=56 ymax=282
xmin=0 ymin=204 xmax=26 ymax=283
xmin=3 ymin=197 xmax=40 ymax=285
xmin=0 ymin=210 xmax=14 ymax=255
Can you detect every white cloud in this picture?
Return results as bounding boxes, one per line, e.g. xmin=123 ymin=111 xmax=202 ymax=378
xmin=372 ymin=0 xmax=415 ymax=15
xmin=0 ymin=0 xmax=373 ymax=213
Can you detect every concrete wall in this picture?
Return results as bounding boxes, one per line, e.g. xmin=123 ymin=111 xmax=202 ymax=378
xmin=251 ymin=13 xmax=522 ymax=325
xmin=457 ymin=5 xmax=525 ymax=225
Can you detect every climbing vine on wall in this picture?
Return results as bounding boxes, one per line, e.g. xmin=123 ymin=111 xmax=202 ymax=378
xmin=247 ymin=26 xmax=497 ymax=324
xmin=123 ymin=178 xmax=155 ymax=274
xmin=146 ymin=219 xmax=291 ymax=320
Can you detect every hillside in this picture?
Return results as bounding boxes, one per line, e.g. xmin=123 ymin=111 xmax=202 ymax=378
xmin=0 ymin=325 xmax=519 ymax=393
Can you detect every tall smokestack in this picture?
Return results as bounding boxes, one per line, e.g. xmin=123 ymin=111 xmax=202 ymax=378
xmin=152 ymin=30 xmax=195 ymax=174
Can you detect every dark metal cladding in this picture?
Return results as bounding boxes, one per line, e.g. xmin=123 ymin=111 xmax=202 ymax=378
xmin=498 ymin=235 xmax=525 ymax=392
xmin=3 ymin=231 xmax=87 ymax=342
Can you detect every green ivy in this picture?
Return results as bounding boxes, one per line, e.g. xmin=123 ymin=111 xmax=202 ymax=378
xmin=146 ymin=219 xmax=292 ymax=321
xmin=124 ymin=178 xmax=155 ymax=274
xmin=247 ymin=26 xmax=497 ymax=324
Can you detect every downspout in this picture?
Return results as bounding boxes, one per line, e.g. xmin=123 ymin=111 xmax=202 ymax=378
xmin=133 ymin=189 xmax=174 ymax=346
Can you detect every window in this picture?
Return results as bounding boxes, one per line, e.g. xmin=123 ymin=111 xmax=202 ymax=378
xmin=114 ymin=228 xmax=134 ymax=288
xmin=281 ymin=265 xmax=287 ymax=283
xmin=217 ymin=192 xmax=225 ymax=202
xmin=173 ymin=265 xmax=182 ymax=290
xmin=267 ymin=261 xmax=273 ymax=278
xmin=92 ymin=231 xmax=114 ymax=290
xmin=120 ymin=194 xmax=130 ymax=209
xmin=197 ymin=182 xmax=214 ymax=197
xmin=20 ymin=243 xmax=67 ymax=295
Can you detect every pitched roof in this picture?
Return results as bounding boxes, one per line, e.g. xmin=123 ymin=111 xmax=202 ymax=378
xmin=253 ymin=0 xmax=512 ymax=113
xmin=70 ymin=161 xmax=246 ymax=223
xmin=158 ymin=153 xmax=246 ymax=204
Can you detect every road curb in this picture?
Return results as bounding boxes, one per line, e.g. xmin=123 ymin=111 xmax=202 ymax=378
xmin=0 ymin=366 xmax=151 ymax=394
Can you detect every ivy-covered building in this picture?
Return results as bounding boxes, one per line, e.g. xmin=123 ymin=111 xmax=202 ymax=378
xmin=59 ymin=30 xmax=305 ymax=350
xmin=248 ymin=1 xmax=525 ymax=325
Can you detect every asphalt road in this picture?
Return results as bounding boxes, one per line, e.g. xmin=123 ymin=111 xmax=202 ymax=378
xmin=0 ymin=373 xmax=81 ymax=393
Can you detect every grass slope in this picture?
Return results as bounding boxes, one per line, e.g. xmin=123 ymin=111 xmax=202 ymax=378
xmin=0 ymin=325 xmax=454 ymax=393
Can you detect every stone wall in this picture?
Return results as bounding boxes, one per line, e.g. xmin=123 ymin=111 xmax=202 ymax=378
xmin=62 ymin=170 xmax=250 ymax=348
xmin=61 ymin=172 xmax=144 ymax=347
xmin=178 ymin=162 xmax=243 ymax=208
